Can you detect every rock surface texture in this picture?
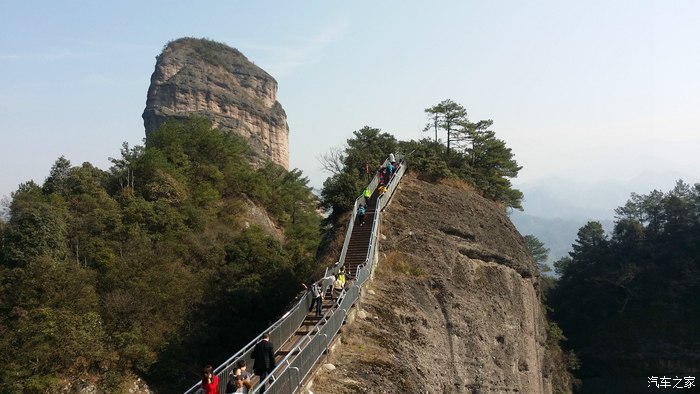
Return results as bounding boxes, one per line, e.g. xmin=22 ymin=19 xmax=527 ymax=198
xmin=313 ymin=175 xmax=552 ymax=393
xmin=143 ymin=38 xmax=289 ymax=168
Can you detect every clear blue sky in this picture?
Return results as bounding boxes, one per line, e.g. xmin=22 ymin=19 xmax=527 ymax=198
xmin=2 ymin=1 xmax=700 ymax=201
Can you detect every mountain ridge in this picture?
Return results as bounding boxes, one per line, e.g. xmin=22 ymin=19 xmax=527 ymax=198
xmin=312 ymin=174 xmax=558 ymax=393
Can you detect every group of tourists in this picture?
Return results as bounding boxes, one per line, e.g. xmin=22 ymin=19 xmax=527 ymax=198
xmin=304 ymin=267 xmax=353 ymax=317
xmin=200 ymin=333 xmax=276 ymax=394
xmin=357 ymin=153 xmax=400 ymax=226
xmin=224 ymin=359 xmax=252 ymax=393
xmin=380 ymin=152 xmax=400 ymax=185
xmin=199 ymin=153 xmax=401 ymax=394
xmin=202 ymin=266 xmax=358 ymax=392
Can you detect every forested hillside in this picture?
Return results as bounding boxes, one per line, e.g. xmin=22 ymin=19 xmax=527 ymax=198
xmin=546 ymin=181 xmax=700 ymax=391
xmin=0 ymin=98 xmax=535 ymax=393
xmin=0 ymin=118 xmax=321 ymax=393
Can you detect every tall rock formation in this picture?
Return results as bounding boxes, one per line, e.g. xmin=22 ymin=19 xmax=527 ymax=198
xmin=313 ymin=175 xmax=553 ymax=393
xmin=143 ymin=38 xmax=289 ymax=169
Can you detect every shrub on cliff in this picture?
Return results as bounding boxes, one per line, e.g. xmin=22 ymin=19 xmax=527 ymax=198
xmin=320 ymin=126 xmax=398 ymax=215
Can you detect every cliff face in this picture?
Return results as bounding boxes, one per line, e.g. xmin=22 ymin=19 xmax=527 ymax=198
xmin=313 ymin=175 xmax=552 ymax=393
xmin=142 ymin=38 xmax=289 ymax=169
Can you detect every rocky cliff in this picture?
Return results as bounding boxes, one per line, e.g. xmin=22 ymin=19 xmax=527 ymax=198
xmin=313 ymin=175 xmax=553 ymax=393
xmin=142 ymin=38 xmax=289 ymax=168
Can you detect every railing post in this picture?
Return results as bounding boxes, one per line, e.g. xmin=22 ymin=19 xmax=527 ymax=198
xmin=184 ymin=155 xmax=406 ymax=394
xmin=290 ymin=366 xmax=300 ymax=391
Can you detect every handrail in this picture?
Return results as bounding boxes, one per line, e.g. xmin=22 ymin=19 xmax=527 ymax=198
xmin=184 ymin=154 xmax=406 ymax=394
xmin=257 ymin=157 xmax=405 ymax=393
xmin=250 ymin=286 xmax=355 ymax=394
xmin=182 ymin=291 xmax=313 ymax=394
xmin=326 ymin=156 xmax=389 ymax=279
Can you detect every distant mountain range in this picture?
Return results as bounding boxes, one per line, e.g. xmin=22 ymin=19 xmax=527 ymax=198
xmin=510 ymin=170 xmax=699 ymax=269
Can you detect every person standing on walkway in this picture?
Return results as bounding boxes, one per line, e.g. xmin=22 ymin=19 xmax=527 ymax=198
xmin=332 ymin=276 xmax=344 ymax=301
xmin=237 ymin=359 xmax=252 ymax=384
xmin=338 ymin=268 xmax=347 ymax=288
xmin=357 ymin=204 xmax=366 ymax=226
xmin=320 ymin=274 xmax=336 ymax=298
xmin=252 ymin=333 xmax=276 ymax=393
xmin=305 ymin=281 xmax=323 ymax=316
xmin=201 ymin=365 xmax=219 ymax=394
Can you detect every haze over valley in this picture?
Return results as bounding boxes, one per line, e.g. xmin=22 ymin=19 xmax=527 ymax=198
xmin=512 ymin=169 xmax=699 ymax=266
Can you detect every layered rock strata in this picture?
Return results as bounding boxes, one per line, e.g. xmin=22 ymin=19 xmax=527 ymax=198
xmin=143 ymin=38 xmax=289 ymax=168
xmin=313 ymin=175 xmax=552 ymax=393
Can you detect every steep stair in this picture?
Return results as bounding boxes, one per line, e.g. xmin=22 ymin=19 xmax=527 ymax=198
xmin=343 ymin=189 xmax=379 ymax=276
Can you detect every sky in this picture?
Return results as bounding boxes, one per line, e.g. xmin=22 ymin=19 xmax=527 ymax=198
xmin=2 ymin=1 xmax=700 ymax=204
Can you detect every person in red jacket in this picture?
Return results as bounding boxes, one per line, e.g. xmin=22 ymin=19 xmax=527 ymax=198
xmin=202 ymin=364 xmax=219 ymax=394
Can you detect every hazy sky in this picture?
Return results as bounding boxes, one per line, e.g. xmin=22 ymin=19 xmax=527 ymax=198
xmin=2 ymin=1 xmax=700 ymax=201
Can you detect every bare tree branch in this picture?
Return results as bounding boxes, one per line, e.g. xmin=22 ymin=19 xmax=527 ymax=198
xmin=317 ymin=146 xmax=346 ymax=175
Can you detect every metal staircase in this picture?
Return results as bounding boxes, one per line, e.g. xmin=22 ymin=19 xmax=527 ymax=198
xmin=184 ymin=156 xmax=405 ymax=394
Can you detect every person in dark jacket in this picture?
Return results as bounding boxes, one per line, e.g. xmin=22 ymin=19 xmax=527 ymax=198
xmin=251 ymin=333 xmax=276 ymax=393
xmin=357 ymin=204 xmax=366 ymax=226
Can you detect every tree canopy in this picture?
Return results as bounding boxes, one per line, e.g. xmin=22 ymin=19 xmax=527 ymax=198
xmin=320 ymin=126 xmax=398 ymax=215
xmin=548 ymin=180 xmax=700 ymax=381
xmin=524 ymin=234 xmax=551 ymax=273
xmin=0 ymin=117 xmax=321 ymax=392
xmin=423 ymin=99 xmax=468 ymax=151
xmin=321 ymin=101 xmax=524 ymax=213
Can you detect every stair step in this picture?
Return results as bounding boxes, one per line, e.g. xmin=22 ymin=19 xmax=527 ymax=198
xmin=277 ymin=349 xmax=300 ymax=356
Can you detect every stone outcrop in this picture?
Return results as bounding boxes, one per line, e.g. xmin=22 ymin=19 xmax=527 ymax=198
xmin=312 ymin=175 xmax=552 ymax=393
xmin=142 ymin=38 xmax=289 ymax=169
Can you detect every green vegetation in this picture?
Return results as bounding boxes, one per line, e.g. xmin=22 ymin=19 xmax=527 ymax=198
xmin=547 ymin=181 xmax=700 ymax=383
xmin=524 ymin=234 xmax=551 ymax=274
xmin=0 ymin=118 xmax=320 ymax=393
xmin=524 ymin=234 xmax=579 ymax=393
xmin=163 ymin=37 xmax=263 ymax=79
xmin=0 ymin=98 xmax=525 ymax=392
xmin=320 ymin=126 xmax=398 ymax=215
xmin=414 ymin=100 xmax=523 ymax=209
xmin=320 ymin=100 xmax=523 ymax=216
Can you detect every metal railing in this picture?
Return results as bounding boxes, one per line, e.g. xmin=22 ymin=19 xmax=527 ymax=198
xmin=378 ymin=159 xmax=406 ymax=212
xmin=184 ymin=155 xmax=406 ymax=394
xmin=251 ymin=283 xmax=362 ymax=394
xmin=183 ymin=292 xmax=313 ymax=394
xmin=330 ymin=157 xmax=388 ymax=278
xmin=256 ymin=157 xmax=406 ymax=394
